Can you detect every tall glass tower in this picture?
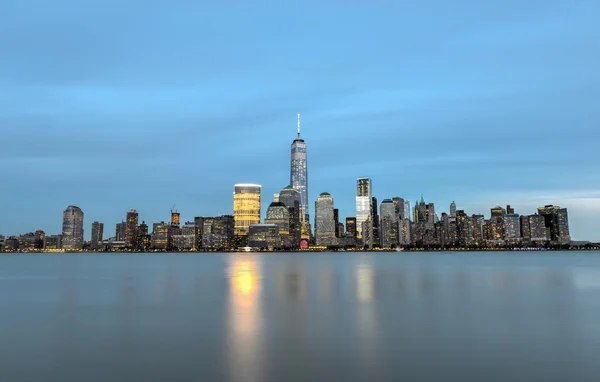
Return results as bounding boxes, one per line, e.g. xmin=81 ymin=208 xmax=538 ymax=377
xmin=62 ymin=205 xmax=84 ymax=250
xmin=290 ymin=113 xmax=309 ymax=222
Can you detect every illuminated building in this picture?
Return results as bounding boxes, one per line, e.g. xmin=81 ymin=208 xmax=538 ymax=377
xmin=380 ymin=199 xmax=398 ymax=248
xmin=345 ymin=217 xmax=357 ymax=238
xmin=43 ymin=235 xmax=62 ymax=250
xmin=233 ymin=184 xmax=262 ymax=237
xmin=333 ymin=208 xmax=341 ymax=237
xmin=490 ymin=205 xmax=506 ymax=241
xmin=537 ymin=205 xmax=571 ymax=244
xmin=62 ymin=205 xmax=84 ymax=250
xmin=91 ymin=222 xmax=104 ymax=250
xmin=137 ymin=221 xmax=150 ymax=251
xmin=115 ymin=222 xmax=126 ymax=241
xmin=265 ymin=202 xmax=290 ymax=248
xmin=528 ymin=215 xmax=548 ymax=242
xmin=504 ymin=213 xmax=521 ymax=241
xmin=314 ymin=192 xmax=337 ymax=246
xmin=125 ymin=209 xmax=139 ymax=248
xmin=404 ymin=200 xmax=411 ymax=222
xmin=279 ymin=185 xmax=302 ymax=247
xmin=248 ymin=224 xmax=280 ymax=249
xmin=371 ymin=196 xmax=379 ymax=246
xmin=450 ymin=201 xmax=457 ymax=217
xmin=151 ymin=222 xmax=169 ymax=250
xmin=355 ymin=177 xmax=372 ymax=240
xmin=202 ymin=215 xmax=235 ymax=250
xmin=290 ymin=114 xmax=309 ymax=225
xmin=171 ymin=211 xmax=180 ymax=228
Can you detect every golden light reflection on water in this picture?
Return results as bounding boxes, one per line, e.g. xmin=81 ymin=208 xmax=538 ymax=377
xmin=356 ymin=260 xmax=375 ymax=303
xmin=227 ymin=256 xmax=263 ymax=382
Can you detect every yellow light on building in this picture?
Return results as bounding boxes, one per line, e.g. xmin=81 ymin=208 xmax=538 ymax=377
xmin=233 ymin=184 xmax=261 ymax=236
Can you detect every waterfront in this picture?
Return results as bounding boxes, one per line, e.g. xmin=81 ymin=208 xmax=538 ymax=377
xmin=1 ymin=251 xmax=599 ymax=381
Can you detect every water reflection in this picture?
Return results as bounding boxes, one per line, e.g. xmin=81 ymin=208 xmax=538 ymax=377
xmin=355 ymin=259 xmax=375 ymax=303
xmin=226 ymin=256 xmax=264 ymax=382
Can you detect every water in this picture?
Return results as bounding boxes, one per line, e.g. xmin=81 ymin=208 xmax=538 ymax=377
xmin=1 ymin=251 xmax=600 ymax=382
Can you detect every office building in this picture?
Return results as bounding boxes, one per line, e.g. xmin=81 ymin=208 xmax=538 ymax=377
xmin=125 ymin=209 xmax=139 ymax=248
xmin=537 ymin=205 xmax=571 ymax=244
xmin=151 ymin=222 xmax=169 ymax=250
xmin=233 ymin=184 xmax=261 ymax=236
xmin=248 ymin=224 xmax=280 ymax=249
xmin=290 ymin=114 xmax=309 ymax=224
xmin=43 ymin=235 xmax=62 ymax=250
xmin=116 ymin=222 xmax=126 ymax=241
xmin=315 ymin=192 xmax=337 ymax=246
xmin=355 ymin=177 xmax=372 ymax=240
xmin=62 ymin=205 xmax=84 ymax=250
xmin=265 ymin=202 xmax=291 ymax=248
xmin=504 ymin=213 xmax=521 ymax=241
xmin=90 ymin=222 xmax=104 ymax=250
xmin=345 ymin=217 xmax=357 ymax=238
xmin=450 ymin=201 xmax=457 ymax=217
xmin=380 ymin=199 xmax=398 ymax=248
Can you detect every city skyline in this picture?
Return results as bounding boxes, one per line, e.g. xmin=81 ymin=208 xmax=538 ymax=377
xmin=1 ymin=1 xmax=599 ymax=241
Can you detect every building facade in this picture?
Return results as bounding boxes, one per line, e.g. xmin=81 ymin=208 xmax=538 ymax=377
xmin=233 ymin=184 xmax=261 ymax=237
xmin=315 ymin=192 xmax=337 ymax=246
xmin=91 ymin=222 xmax=104 ymax=250
xmin=290 ymin=114 xmax=309 ymax=224
xmin=125 ymin=209 xmax=139 ymax=248
xmin=355 ymin=177 xmax=372 ymax=240
xmin=62 ymin=205 xmax=84 ymax=250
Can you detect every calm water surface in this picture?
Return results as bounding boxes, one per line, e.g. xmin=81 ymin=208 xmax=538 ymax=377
xmin=1 ymin=251 xmax=600 ymax=382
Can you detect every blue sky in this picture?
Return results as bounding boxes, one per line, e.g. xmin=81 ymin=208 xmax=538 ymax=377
xmin=1 ymin=0 xmax=599 ymax=240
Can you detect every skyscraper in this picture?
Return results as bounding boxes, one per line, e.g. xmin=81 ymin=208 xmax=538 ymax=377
xmin=315 ymin=193 xmax=336 ymax=246
xmin=116 ymin=222 xmax=126 ymax=241
xmin=125 ymin=209 xmax=139 ymax=248
xmin=537 ymin=205 xmax=571 ymax=244
xmin=380 ymin=199 xmax=398 ymax=248
xmin=233 ymin=184 xmax=261 ymax=236
xmin=279 ymin=185 xmax=301 ymax=247
xmin=265 ymin=202 xmax=291 ymax=248
xmin=290 ymin=114 xmax=309 ymax=222
xmin=450 ymin=201 xmax=457 ymax=217
xmin=91 ymin=221 xmax=104 ymax=250
xmin=355 ymin=177 xmax=372 ymax=240
xmin=62 ymin=206 xmax=84 ymax=250
xmin=345 ymin=217 xmax=357 ymax=238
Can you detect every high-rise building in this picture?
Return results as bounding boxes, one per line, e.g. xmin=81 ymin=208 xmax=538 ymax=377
xmin=62 ymin=206 xmax=84 ymax=250
xmin=265 ymin=202 xmax=291 ymax=248
xmin=404 ymin=200 xmax=411 ymax=222
xmin=137 ymin=221 xmax=151 ymax=251
xmin=116 ymin=222 xmax=126 ymax=241
xmin=392 ymin=197 xmax=405 ymax=220
xmin=315 ymin=193 xmax=337 ymax=246
xmin=201 ymin=215 xmax=234 ymax=249
xmin=125 ymin=209 xmax=139 ymax=248
xmin=345 ymin=217 xmax=357 ymax=238
xmin=333 ymin=208 xmax=341 ymax=237
xmin=91 ymin=222 xmax=104 ymax=250
xmin=506 ymin=205 xmax=515 ymax=215
xmin=380 ymin=199 xmax=398 ymax=248
xmin=233 ymin=184 xmax=261 ymax=236
xmin=371 ymin=196 xmax=379 ymax=245
xmin=504 ymin=213 xmax=521 ymax=241
xmin=537 ymin=205 xmax=571 ymax=244
xmin=529 ymin=215 xmax=547 ymax=242
xmin=355 ymin=177 xmax=372 ymax=240
xmin=290 ymin=114 xmax=309 ymax=223
xmin=450 ymin=201 xmax=457 ymax=217
xmin=151 ymin=222 xmax=169 ymax=250
xmin=171 ymin=211 xmax=180 ymax=228
xmin=279 ymin=185 xmax=301 ymax=247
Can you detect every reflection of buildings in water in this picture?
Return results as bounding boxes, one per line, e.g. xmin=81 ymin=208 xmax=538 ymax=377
xmin=356 ymin=262 xmax=375 ymax=303
xmin=353 ymin=259 xmax=380 ymax=370
xmin=227 ymin=256 xmax=264 ymax=382
xmin=317 ymin=269 xmax=337 ymax=301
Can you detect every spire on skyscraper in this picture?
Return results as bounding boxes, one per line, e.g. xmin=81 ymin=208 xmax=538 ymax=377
xmin=297 ymin=112 xmax=301 ymax=139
